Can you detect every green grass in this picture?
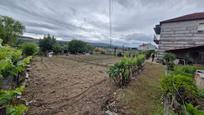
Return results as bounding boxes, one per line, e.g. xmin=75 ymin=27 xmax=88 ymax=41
xmin=116 ymin=62 xmax=165 ymax=114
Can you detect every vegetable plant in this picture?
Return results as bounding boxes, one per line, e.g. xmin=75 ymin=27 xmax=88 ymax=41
xmin=108 ymin=54 xmax=145 ymax=87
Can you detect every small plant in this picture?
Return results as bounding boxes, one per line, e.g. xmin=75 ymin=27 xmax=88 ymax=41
xmin=163 ymin=53 xmax=176 ymax=70
xmin=21 ymin=43 xmax=39 ymax=56
xmin=185 ymin=104 xmax=204 ymax=115
xmin=160 ymin=65 xmax=201 ymax=114
xmin=174 ymin=65 xmax=197 ymax=77
xmin=161 ymin=74 xmax=197 ymax=97
xmin=0 ymin=86 xmax=24 ymax=106
xmin=6 ymin=104 xmax=28 ymax=115
xmin=0 ymin=59 xmax=15 ymax=78
xmin=108 ymin=54 xmax=145 ymax=87
xmin=0 ymin=46 xmax=22 ymax=62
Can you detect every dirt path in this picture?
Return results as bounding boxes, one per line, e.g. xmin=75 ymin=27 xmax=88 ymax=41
xmin=24 ymin=55 xmax=120 ymax=115
xmin=114 ymin=62 xmax=165 ymax=114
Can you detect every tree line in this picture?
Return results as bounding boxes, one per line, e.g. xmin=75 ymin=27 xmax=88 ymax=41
xmin=0 ymin=16 xmax=94 ymax=57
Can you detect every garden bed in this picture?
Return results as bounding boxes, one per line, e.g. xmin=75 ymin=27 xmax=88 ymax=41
xmin=23 ymin=55 xmax=120 ymax=114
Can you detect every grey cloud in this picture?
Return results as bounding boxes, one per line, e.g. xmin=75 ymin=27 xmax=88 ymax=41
xmin=0 ymin=0 xmax=204 ymax=47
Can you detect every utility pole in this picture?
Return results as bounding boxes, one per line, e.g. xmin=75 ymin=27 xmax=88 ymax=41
xmin=109 ymin=0 xmax=112 ymax=50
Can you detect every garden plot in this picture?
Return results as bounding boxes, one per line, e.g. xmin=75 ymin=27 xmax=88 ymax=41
xmin=23 ymin=55 xmax=120 ymax=115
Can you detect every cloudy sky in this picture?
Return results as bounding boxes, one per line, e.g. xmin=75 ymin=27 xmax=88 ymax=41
xmin=0 ymin=0 xmax=204 ymax=47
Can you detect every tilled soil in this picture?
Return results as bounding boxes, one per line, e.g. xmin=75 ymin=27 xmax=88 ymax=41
xmin=24 ymin=55 xmax=120 ymax=115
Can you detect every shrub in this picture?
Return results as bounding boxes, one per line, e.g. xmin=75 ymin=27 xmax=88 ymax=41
xmin=163 ymin=53 xmax=176 ymax=70
xmin=117 ymin=52 xmax=123 ymax=57
xmin=163 ymin=53 xmax=176 ymax=63
xmin=94 ymin=48 xmax=106 ymax=54
xmin=68 ymin=40 xmax=90 ymax=54
xmin=108 ymin=54 xmax=145 ymax=87
xmin=144 ymin=50 xmax=155 ymax=59
xmin=86 ymin=44 xmax=94 ymax=53
xmin=161 ymin=74 xmax=197 ymax=96
xmin=52 ymin=43 xmax=62 ymax=54
xmin=0 ymin=46 xmax=22 ymax=62
xmin=161 ymin=74 xmax=198 ymax=107
xmin=6 ymin=104 xmax=28 ymax=115
xmin=0 ymin=86 xmax=24 ymax=106
xmin=39 ymin=34 xmax=56 ymax=55
xmin=174 ymin=65 xmax=197 ymax=77
xmin=21 ymin=43 xmax=39 ymax=56
xmin=0 ymin=45 xmax=32 ymax=78
xmin=185 ymin=104 xmax=204 ymax=115
xmin=0 ymin=59 xmax=15 ymax=78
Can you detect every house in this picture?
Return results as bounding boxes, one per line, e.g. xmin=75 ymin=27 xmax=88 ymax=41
xmin=138 ymin=43 xmax=157 ymax=51
xmin=154 ymin=12 xmax=204 ymax=64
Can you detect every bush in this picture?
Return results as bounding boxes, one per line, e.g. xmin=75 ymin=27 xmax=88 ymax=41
xmin=163 ymin=53 xmax=176 ymax=63
xmin=144 ymin=50 xmax=155 ymax=59
xmin=108 ymin=54 xmax=145 ymax=87
xmin=174 ymin=65 xmax=197 ymax=77
xmin=52 ymin=43 xmax=62 ymax=54
xmin=39 ymin=34 xmax=56 ymax=55
xmin=161 ymin=73 xmax=198 ymax=109
xmin=6 ymin=104 xmax=28 ymax=115
xmin=117 ymin=52 xmax=123 ymax=57
xmin=68 ymin=40 xmax=90 ymax=54
xmin=163 ymin=53 xmax=176 ymax=70
xmin=161 ymin=74 xmax=197 ymax=96
xmin=21 ymin=43 xmax=39 ymax=56
xmin=0 ymin=46 xmax=22 ymax=62
xmin=94 ymin=48 xmax=106 ymax=54
xmin=185 ymin=104 xmax=204 ymax=115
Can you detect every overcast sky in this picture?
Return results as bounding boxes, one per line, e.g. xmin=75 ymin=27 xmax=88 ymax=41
xmin=0 ymin=0 xmax=204 ymax=47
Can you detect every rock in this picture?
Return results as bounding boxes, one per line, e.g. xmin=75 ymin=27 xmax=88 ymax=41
xmin=50 ymin=90 xmax=56 ymax=94
xmin=104 ymin=110 xmax=118 ymax=115
xmin=25 ymin=72 xmax=29 ymax=79
xmin=26 ymin=100 xmax=36 ymax=106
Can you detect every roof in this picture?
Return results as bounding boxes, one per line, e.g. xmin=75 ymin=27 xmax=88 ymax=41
xmin=161 ymin=12 xmax=204 ymax=24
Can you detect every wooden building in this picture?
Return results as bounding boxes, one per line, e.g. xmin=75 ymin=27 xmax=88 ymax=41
xmin=154 ymin=12 xmax=204 ymax=64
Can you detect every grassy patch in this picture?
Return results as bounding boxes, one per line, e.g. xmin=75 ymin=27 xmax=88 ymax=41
xmin=116 ymin=62 xmax=165 ymax=114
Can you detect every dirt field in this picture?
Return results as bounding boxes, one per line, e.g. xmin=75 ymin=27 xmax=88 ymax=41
xmin=24 ymin=54 xmax=121 ymax=115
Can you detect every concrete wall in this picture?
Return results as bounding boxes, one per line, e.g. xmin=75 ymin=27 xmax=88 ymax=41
xmin=159 ymin=20 xmax=204 ymax=51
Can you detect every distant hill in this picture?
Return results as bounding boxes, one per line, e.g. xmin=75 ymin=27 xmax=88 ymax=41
xmin=18 ymin=36 xmax=135 ymax=49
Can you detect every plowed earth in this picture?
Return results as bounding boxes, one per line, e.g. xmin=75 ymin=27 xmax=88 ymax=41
xmin=24 ymin=55 xmax=121 ymax=115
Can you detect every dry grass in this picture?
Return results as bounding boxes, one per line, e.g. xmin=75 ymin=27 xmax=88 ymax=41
xmin=116 ymin=62 xmax=165 ymax=114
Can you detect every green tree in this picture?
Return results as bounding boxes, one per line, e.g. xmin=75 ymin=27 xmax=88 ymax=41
xmin=39 ymin=34 xmax=56 ymax=55
xmin=0 ymin=16 xmax=25 ymax=45
xmin=68 ymin=40 xmax=89 ymax=54
xmin=21 ymin=42 xmax=39 ymax=56
xmin=53 ymin=43 xmax=62 ymax=55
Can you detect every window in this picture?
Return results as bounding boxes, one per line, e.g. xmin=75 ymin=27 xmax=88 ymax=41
xmin=198 ymin=23 xmax=204 ymax=32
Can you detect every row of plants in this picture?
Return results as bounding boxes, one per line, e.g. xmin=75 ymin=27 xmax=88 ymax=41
xmin=0 ymin=86 xmax=28 ymax=115
xmin=108 ymin=54 xmax=145 ymax=87
xmin=160 ymin=53 xmax=204 ymax=114
xmin=0 ymin=39 xmax=35 ymax=115
xmin=0 ymin=16 xmax=40 ymax=114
